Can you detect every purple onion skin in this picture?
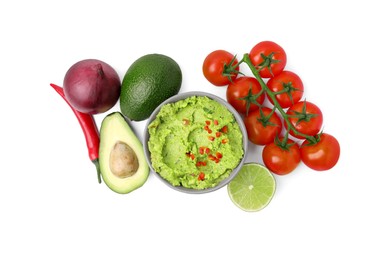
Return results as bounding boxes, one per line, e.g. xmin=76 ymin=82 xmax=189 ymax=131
xmin=63 ymin=59 xmax=121 ymax=114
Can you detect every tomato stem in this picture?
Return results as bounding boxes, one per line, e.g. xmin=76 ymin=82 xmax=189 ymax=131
xmin=223 ymin=55 xmax=243 ymax=81
xmin=256 ymin=52 xmax=281 ymax=77
xmin=238 ymin=87 xmax=264 ymax=116
xmin=275 ymin=133 xmax=295 ymax=151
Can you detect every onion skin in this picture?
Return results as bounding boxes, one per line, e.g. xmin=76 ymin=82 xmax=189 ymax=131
xmin=63 ymin=59 xmax=121 ymax=114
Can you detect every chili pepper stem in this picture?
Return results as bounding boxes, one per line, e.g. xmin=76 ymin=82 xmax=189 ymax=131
xmin=93 ymin=159 xmax=102 ymax=184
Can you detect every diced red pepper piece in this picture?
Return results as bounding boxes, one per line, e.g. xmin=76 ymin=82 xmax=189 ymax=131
xmin=220 ymin=125 xmax=228 ymax=134
xmin=205 ymin=120 xmax=211 ymax=125
xmin=205 ymin=148 xmax=211 ymax=154
xmin=204 ymin=125 xmax=212 ymax=134
xmin=199 ymin=147 xmax=205 ymax=155
xmin=216 ymin=152 xmax=223 ymax=159
xmin=216 ymin=131 xmax=222 ymax=137
xmin=198 ymin=172 xmax=205 ymax=181
xmin=214 ymin=119 xmax=219 ymax=125
xmin=196 ymin=161 xmax=207 ymax=167
xmin=208 ymin=154 xmax=216 ymax=161
xmin=208 ymin=136 xmax=215 ymax=141
xmin=186 ymin=152 xmax=195 ymax=160
xmin=222 ymin=139 xmax=229 ymax=144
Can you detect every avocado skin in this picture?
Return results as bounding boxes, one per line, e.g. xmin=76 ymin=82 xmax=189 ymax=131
xmin=120 ymin=54 xmax=182 ymax=121
xmin=99 ymin=112 xmax=149 ymax=194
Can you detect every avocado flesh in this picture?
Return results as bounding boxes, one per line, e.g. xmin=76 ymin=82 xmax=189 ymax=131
xmin=99 ymin=112 xmax=149 ymax=194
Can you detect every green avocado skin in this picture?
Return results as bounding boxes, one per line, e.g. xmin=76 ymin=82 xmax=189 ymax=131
xmin=120 ymin=54 xmax=182 ymax=121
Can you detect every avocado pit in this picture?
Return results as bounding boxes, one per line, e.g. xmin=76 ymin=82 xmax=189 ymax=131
xmin=109 ymin=141 xmax=139 ymax=178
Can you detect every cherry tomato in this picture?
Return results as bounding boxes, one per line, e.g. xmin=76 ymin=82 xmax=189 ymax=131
xmin=285 ymin=101 xmax=323 ymax=139
xmin=226 ymin=76 xmax=265 ymax=115
xmin=244 ymin=107 xmax=282 ymax=145
xmin=266 ymin=70 xmax=304 ymax=108
xmin=300 ymin=133 xmax=340 ymax=171
xmin=203 ymin=50 xmax=239 ymax=86
xmin=262 ymin=138 xmax=301 ymax=175
xmin=249 ymin=41 xmax=287 ymax=78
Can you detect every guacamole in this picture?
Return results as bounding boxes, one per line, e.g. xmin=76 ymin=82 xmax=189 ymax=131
xmin=147 ymin=96 xmax=244 ymax=190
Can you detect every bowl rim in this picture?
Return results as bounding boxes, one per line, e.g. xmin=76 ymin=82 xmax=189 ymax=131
xmin=143 ymin=91 xmax=248 ymax=194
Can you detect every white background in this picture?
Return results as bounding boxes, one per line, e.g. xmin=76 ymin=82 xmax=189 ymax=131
xmin=1 ymin=0 xmax=391 ymax=259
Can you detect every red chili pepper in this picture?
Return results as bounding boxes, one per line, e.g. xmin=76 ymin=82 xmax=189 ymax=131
xmin=50 ymin=83 xmax=101 ymax=183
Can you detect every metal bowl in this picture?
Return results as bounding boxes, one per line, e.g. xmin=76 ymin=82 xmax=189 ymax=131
xmin=143 ymin=91 xmax=248 ymax=194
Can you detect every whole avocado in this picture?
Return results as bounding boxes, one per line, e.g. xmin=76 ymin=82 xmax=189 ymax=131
xmin=120 ymin=54 xmax=182 ymax=121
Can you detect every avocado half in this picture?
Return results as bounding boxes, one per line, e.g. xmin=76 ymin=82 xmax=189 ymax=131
xmin=99 ymin=112 xmax=149 ymax=194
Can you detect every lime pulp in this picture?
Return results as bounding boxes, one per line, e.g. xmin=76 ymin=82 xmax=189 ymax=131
xmin=228 ymin=163 xmax=276 ymax=212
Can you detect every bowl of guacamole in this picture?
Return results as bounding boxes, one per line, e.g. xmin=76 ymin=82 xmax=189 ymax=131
xmin=143 ymin=92 xmax=248 ymax=194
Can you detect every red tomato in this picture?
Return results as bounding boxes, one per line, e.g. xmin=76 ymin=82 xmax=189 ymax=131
xmin=262 ymin=138 xmax=301 ymax=175
xmin=300 ymin=133 xmax=340 ymax=171
xmin=203 ymin=50 xmax=239 ymax=86
xmin=266 ymin=70 xmax=304 ymax=108
xmin=226 ymin=76 xmax=265 ymax=115
xmin=249 ymin=41 xmax=287 ymax=78
xmin=285 ymin=101 xmax=323 ymax=139
xmin=244 ymin=107 xmax=282 ymax=145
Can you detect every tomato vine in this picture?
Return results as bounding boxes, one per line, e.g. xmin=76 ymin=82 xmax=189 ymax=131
xmin=240 ymin=53 xmax=316 ymax=145
xmin=203 ymin=41 xmax=340 ymax=173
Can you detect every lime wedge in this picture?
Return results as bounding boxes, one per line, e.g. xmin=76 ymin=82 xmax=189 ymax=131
xmin=228 ymin=163 xmax=276 ymax=212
